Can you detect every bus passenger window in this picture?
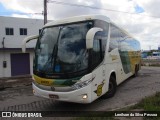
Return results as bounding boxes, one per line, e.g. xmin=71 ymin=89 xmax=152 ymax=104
xmin=109 ymin=24 xmax=119 ymax=51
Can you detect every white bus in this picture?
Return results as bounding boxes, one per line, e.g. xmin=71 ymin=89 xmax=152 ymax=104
xmin=22 ymin=15 xmax=141 ymax=103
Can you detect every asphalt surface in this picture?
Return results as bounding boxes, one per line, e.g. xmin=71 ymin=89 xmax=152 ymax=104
xmin=0 ymin=66 xmax=160 ymax=117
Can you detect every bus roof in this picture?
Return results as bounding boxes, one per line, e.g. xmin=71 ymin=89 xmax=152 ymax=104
xmin=44 ymin=14 xmax=137 ymax=41
xmin=44 ymin=14 xmax=110 ymax=28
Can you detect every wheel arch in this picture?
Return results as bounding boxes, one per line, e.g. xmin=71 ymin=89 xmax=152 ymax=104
xmin=109 ymin=71 xmax=117 ymax=85
xmin=101 ymin=70 xmax=117 ymax=99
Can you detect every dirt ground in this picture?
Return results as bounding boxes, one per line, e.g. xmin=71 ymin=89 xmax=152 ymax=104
xmin=0 ymin=66 xmax=160 ymax=119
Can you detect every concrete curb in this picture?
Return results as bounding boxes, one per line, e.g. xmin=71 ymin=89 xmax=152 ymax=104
xmin=0 ymin=75 xmax=31 ymax=80
xmin=111 ymin=102 xmax=138 ymax=111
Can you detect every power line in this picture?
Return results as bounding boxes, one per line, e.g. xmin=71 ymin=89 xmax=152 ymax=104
xmin=0 ymin=12 xmax=42 ymax=15
xmin=48 ymin=0 xmax=160 ymax=19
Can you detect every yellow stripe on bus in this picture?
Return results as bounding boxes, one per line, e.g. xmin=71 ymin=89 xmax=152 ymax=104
xmin=128 ymin=51 xmax=141 ymax=73
xmin=33 ymin=75 xmax=53 ymax=86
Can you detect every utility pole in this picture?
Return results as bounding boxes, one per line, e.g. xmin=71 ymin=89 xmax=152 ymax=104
xmin=44 ymin=0 xmax=47 ymax=25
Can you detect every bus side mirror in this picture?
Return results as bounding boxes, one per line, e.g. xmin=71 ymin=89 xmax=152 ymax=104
xmin=86 ymin=27 xmax=103 ymax=49
xmin=22 ymin=35 xmax=39 ymax=53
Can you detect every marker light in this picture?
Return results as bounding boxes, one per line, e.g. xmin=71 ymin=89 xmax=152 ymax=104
xmin=82 ymin=94 xmax=88 ymax=99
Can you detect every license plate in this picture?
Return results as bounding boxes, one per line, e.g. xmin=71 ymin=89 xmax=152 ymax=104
xmin=49 ymin=94 xmax=59 ymax=99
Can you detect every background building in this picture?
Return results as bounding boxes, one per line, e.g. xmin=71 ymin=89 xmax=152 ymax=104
xmin=0 ymin=16 xmax=44 ymax=77
xmin=158 ymin=45 xmax=160 ymax=51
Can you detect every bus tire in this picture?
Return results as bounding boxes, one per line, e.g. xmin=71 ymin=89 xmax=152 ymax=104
xmin=102 ymin=76 xmax=117 ymax=99
xmin=133 ymin=65 xmax=138 ymax=77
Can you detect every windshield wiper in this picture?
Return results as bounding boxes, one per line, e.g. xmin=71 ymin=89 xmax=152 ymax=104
xmin=42 ymin=27 xmax=62 ymax=73
xmin=41 ymin=44 xmax=56 ymax=73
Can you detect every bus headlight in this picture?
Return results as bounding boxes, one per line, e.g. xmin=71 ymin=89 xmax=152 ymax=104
xmin=71 ymin=76 xmax=95 ymax=90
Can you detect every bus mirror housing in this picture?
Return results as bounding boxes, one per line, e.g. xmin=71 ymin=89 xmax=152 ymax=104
xmin=22 ymin=35 xmax=39 ymax=53
xmin=86 ymin=27 xmax=103 ymax=49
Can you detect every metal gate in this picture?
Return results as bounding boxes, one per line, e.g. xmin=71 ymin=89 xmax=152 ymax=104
xmin=11 ymin=53 xmax=30 ymax=76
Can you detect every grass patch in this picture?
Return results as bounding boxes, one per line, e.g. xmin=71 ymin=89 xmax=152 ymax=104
xmin=132 ymin=92 xmax=160 ymax=111
xmin=149 ymin=64 xmax=160 ymax=67
xmin=118 ymin=92 xmax=160 ymax=120
xmin=141 ymin=64 xmax=160 ymax=67
xmin=73 ymin=92 xmax=160 ymax=120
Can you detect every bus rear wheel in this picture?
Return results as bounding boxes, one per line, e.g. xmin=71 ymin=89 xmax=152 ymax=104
xmin=133 ymin=65 xmax=139 ymax=77
xmin=102 ymin=76 xmax=117 ymax=99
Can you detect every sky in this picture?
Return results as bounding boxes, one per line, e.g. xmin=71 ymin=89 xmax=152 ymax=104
xmin=0 ymin=0 xmax=160 ymax=50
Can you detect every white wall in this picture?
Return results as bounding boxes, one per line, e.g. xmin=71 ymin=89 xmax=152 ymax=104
xmin=0 ymin=16 xmax=44 ymax=77
xmin=0 ymin=50 xmax=12 ymax=77
xmin=0 ymin=16 xmax=44 ymax=48
xmin=0 ymin=50 xmax=34 ymax=77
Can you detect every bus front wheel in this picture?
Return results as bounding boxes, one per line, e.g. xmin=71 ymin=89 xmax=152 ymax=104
xmin=102 ymin=76 xmax=117 ymax=99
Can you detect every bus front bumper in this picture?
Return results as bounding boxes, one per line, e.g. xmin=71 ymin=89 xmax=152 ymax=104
xmin=32 ymin=82 xmax=92 ymax=103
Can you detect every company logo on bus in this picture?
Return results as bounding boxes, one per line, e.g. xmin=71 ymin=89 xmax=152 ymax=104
xmin=41 ymin=81 xmax=49 ymax=85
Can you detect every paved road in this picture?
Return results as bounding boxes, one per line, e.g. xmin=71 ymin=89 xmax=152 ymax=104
xmin=0 ymin=66 xmax=160 ymax=113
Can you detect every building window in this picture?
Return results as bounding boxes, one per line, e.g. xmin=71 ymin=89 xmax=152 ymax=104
xmin=20 ymin=28 xmax=27 ymax=35
xmin=6 ymin=28 xmax=14 ymax=35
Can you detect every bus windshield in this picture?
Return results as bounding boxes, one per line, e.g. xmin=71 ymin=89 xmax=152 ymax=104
xmin=34 ymin=21 xmax=93 ymax=76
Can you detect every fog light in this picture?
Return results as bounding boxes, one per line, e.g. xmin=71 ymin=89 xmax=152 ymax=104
xmin=82 ymin=94 xmax=88 ymax=99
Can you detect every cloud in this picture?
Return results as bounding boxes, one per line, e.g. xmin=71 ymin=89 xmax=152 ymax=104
xmin=0 ymin=0 xmax=160 ymax=50
xmin=11 ymin=14 xmax=30 ymax=18
xmin=47 ymin=0 xmax=103 ymax=19
xmin=0 ymin=0 xmax=43 ymax=13
xmin=134 ymin=0 xmax=160 ymax=17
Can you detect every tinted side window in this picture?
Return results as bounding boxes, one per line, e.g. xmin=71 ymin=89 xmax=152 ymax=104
xmin=91 ymin=20 xmax=108 ymax=68
xmin=109 ymin=24 xmax=120 ymax=51
xmin=119 ymin=33 xmax=140 ymax=52
xmin=118 ymin=31 xmax=132 ymax=74
xmin=94 ymin=20 xmax=109 ymax=52
xmin=92 ymin=36 xmax=101 ymax=68
xmin=119 ymin=32 xmax=130 ymax=51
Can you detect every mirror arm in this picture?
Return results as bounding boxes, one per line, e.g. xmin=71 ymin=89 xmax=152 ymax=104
xmin=22 ymin=35 xmax=39 ymax=53
xmin=86 ymin=27 xmax=103 ymax=49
